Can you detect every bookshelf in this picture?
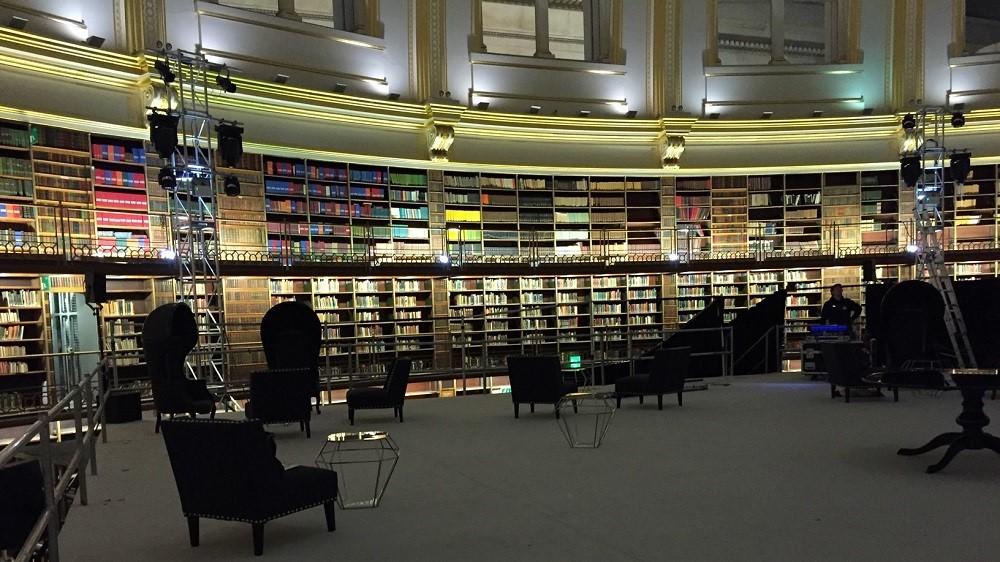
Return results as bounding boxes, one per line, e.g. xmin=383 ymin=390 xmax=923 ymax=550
xmin=31 ymin=125 xmax=94 ymax=248
xmin=675 ymin=177 xmax=711 ymax=255
xmin=822 ymin=172 xmax=861 ymax=251
xmin=860 ymin=170 xmax=900 ymax=248
xmin=748 ymin=174 xmax=784 ymax=253
xmin=590 ymin=178 xmax=627 ymax=256
xmin=555 ymin=275 xmax=588 ymax=358
xmin=784 ymin=173 xmax=822 ymax=251
xmin=101 ymin=277 xmax=153 ymax=375
xmin=626 ymin=274 xmax=662 ymax=342
xmin=223 ymin=276 xmax=268 ymax=380
xmin=0 ymin=122 xmax=37 ymax=248
xmin=625 ymin=178 xmax=661 ymax=254
xmin=518 ymin=175 xmax=554 ymax=256
xmin=353 ymin=277 xmax=394 ymax=362
xmin=520 ymin=275 xmax=557 ymax=358
xmin=264 ymin=155 xmax=310 ymax=254
xmin=0 ymin=275 xmax=45 ymax=410
xmin=349 ymin=165 xmax=391 ymax=254
xmin=553 ymin=177 xmax=590 ymax=256
xmin=784 ymin=267 xmax=823 ymax=353
xmin=217 ymin=151 xmax=267 ymax=253
xmin=392 ymin=277 xmax=434 ymax=372
xmin=387 ymin=168 xmax=430 ymax=255
xmin=480 ymin=173 xmax=517 ymax=256
xmin=676 ymin=272 xmax=711 ymax=324
xmin=91 ymin=136 xmax=150 ymax=251
xmin=443 ymin=172 xmax=483 ymax=256
xmin=448 ymin=276 xmax=484 ymax=368
xmin=711 ymin=176 xmax=748 ymax=253
xmin=307 ymin=159 xmax=351 ymax=255
xmin=947 ymin=164 xmax=997 ymax=248
xmin=713 ymin=270 xmax=748 ymax=323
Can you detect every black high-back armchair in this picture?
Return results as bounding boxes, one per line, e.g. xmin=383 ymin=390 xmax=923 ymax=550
xmin=246 ymin=368 xmax=314 ymax=437
xmin=346 ymin=358 xmax=412 ymax=424
xmin=615 ymin=347 xmax=691 ymax=409
xmin=261 ymin=301 xmax=323 ymax=413
xmin=160 ymin=418 xmax=338 ymax=556
xmin=142 ymin=302 xmax=217 ymax=432
xmin=506 ymin=355 xmax=578 ymax=418
xmin=0 ymin=459 xmax=45 ymax=555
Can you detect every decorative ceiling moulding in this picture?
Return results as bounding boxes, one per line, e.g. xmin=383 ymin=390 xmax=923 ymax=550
xmin=195 ymin=1 xmax=385 ymax=51
xmin=0 ymin=27 xmax=142 ymax=71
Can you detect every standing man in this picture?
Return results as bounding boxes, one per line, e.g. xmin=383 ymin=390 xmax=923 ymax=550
xmin=820 ymin=283 xmax=862 ymax=336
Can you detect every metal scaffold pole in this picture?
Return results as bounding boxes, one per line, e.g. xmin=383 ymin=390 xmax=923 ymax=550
xmin=904 ymin=107 xmax=976 ymax=369
xmin=154 ymin=44 xmax=233 ymax=407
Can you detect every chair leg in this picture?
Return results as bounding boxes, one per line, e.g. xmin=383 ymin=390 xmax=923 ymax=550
xmin=530 ymin=403 xmax=535 ymax=413
xmin=209 ymin=404 xmax=216 ymax=420
xmin=348 ymin=407 xmax=355 ymax=426
xmin=323 ymin=501 xmax=336 ymax=532
xmin=514 ymin=403 xmax=520 ymax=418
xmin=657 ymin=394 xmax=663 ymax=410
xmin=677 ymin=391 xmax=683 ymax=407
xmin=305 ymin=421 xmax=311 ymax=439
xmin=187 ymin=516 xmax=199 ymax=547
xmin=572 ymin=400 xmax=578 ymax=414
xmin=252 ymin=523 xmax=264 ymax=556
xmin=638 ymin=395 xmax=644 ymax=405
xmin=616 ymin=395 xmax=621 ymax=408
xmin=315 ymin=394 xmax=321 ymax=415
xmin=844 ymin=387 xmax=851 ymax=403
xmin=398 ymin=406 xmax=404 ymax=423
xmin=831 ymin=384 xmax=837 ymax=399
xmin=300 ymin=420 xmax=305 ymax=433
xmin=554 ymin=405 xmax=560 ymax=419
xmin=894 ymin=387 xmax=899 ymax=402
xmin=155 ymin=412 xmax=161 ymax=434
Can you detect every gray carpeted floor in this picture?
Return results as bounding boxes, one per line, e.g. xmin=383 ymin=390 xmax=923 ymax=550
xmin=59 ymin=375 xmax=1000 ymax=561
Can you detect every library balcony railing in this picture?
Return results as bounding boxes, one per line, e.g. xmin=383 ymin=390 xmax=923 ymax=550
xmin=2 ymin=203 xmax=999 ymax=270
xmin=0 ymin=351 xmax=110 ymax=562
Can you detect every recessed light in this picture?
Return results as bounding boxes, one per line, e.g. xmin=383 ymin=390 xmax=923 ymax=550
xmin=333 ymin=83 xmax=347 ymax=93
xmin=274 ymin=73 xmax=289 ymax=84
xmin=86 ymin=35 xmax=105 ymax=48
xmin=761 ymin=111 xmax=773 ymax=119
xmin=476 ymin=101 xmax=489 ymax=110
xmin=8 ymin=16 xmax=27 ymax=30
xmin=529 ymin=105 xmax=541 ymax=114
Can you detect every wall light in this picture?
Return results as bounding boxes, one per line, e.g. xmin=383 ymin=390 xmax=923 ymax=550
xmin=85 ymin=35 xmax=105 ymax=48
xmin=761 ymin=111 xmax=773 ymax=119
xmin=476 ymin=101 xmax=490 ymax=110
xmin=387 ymin=93 xmax=400 ymax=100
xmin=578 ymin=110 xmax=591 ymax=117
xmin=625 ymin=110 xmax=637 ymax=119
xmin=8 ymin=16 xmax=27 ymax=30
xmin=436 ymin=254 xmax=450 ymax=264
xmin=668 ymin=252 xmax=680 ymax=262
xmin=274 ymin=73 xmax=290 ymax=84
xmin=905 ymin=243 xmax=919 ymax=253
xmin=159 ymin=248 xmax=177 ymax=260
xmin=529 ymin=105 xmax=541 ymax=114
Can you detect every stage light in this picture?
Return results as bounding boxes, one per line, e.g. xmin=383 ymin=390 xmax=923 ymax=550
xmin=625 ymin=110 xmax=637 ymax=118
xmin=901 ymin=112 xmax=916 ymax=130
xmin=668 ymin=252 xmax=680 ymax=262
xmin=154 ymin=59 xmax=175 ymax=84
xmin=333 ymin=83 xmax=347 ymax=93
xmin=862 ymin=107 xmax=874 ymax=116
xmin=900 ymin=155 xmax=922 ymax=188
xmin=812 ymin=110 xmax=823 ymax=118
xmin=950 ymin=151 xmax=972 ymax=184
xmin=147 ymin=111 xmax=179 ymax=158
xmin=951 ymin=111 xmax=965 ymax=128
xmin=387 ymin=93 xmax=400 ymax=100
xmin=906 ymin=243 xmax=919 ymax=253
xmin=436 ymin=253 xmax=450 ymax=264
xmin=86 ymin=35 xmax=105 ymax=48
xmin=215 ymin=122 xmax=244 ymax=167
xmin=761 ymin=111 xmax=773 ymax=119
xmin=223 ymin=174 xmax=241 ymax=197
xmin=158 ymin=167 xmax=177 ymax=190
xmin=274 ymin=73 xmax=289 ymax=84
xmin=158 ymin=248 xmax=176 ymax=260
xmin=216 ymin=70 xmax=237 ymax=93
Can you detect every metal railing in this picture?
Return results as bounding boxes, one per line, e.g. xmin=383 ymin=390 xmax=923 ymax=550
xmin=0 ymin=352 xmax=110 ymax=562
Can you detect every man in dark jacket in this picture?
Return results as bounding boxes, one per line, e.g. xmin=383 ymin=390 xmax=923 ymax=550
xmin=820 ymin=283 xmax=862 ymax=335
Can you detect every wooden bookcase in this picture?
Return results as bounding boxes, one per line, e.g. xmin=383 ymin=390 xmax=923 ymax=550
xmin=307 ymin=159 xmax=352 ymax=254
xmin=822 ymin=172 xmax=861 ymax=251
xmin=784 ymin=173 xmax=822 ymax=251
xmin=0 ymin=275 xmax=46 ymax=410
xmin=711 ymin=176 xmax=748 ymax=253
xmin=222 ymin=276 xmax=268 ymax=381
xmin=860 ymin=170 xmax=900 ymax=248
xmin=101 ymin=277 xmax=153 ymax=379
xmin=91 ymin=136 xmax=150 ymax=251
xmin=0 ymin=121 xmax=37 ymax=247
xmin=748 ymin=174 xmax=784 ymax=253
xmin=264 ymin=155 xmax=310 ymax=254
xmin=217 ymin=151 xmax=267 ymax=253
xmin=31 ymin=125 xmax=94 ymax=247
xmin=675 ymin=177 xmax=711 ymax=255
xmin=388 ymin=168 xmax=430 ymax=255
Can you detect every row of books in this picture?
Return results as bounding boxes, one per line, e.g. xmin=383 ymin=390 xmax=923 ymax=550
xmin=0 ymin=127 xmax=30 ymax=148
xmin=95 ymin=190 xmax=148 ymax=211
xmin=0 ymin=178 xmax=32 ymax=198
xmin=97 ymin=232 xmax=150 ymax=249
xmin=96 ymin=212 xmax=150 ymax=229
xmin=1 ymin=290 xmax=39 ymax=307
xmin=0 ymin=157 xmax=31 ymax=177
xmin=95 ymin=169 xmax=146 ymax=189
xmin=0 ymin=204 xmax=34 ymax=220
xmin=91 ymin=143 xmax=145 ymax=164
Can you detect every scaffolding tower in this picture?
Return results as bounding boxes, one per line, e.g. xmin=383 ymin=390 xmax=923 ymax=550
xmin=155 ymin=45 xmax=231 ymax=402
xmin=905 ymin=107 xmax=977 ymax=368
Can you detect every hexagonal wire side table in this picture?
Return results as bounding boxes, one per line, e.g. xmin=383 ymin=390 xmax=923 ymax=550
xmin=556 ymin=391 xmax=616 ymax=448
xmin=315 ymin=431 xmax=399 ymax=509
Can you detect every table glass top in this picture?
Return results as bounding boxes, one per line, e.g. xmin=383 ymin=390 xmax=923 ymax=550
xmin=326 ymin=431 xmax=389 ymax=442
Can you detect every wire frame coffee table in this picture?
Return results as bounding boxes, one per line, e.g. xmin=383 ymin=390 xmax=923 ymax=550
xmin=315 ymin=431 xmax=399 ymax=509
xmin=556 ymin=391 xmax=616 ymax=448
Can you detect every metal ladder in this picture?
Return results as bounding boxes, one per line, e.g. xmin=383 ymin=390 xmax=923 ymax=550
xmin=909 ymin=108 xmax=976 ymax=368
